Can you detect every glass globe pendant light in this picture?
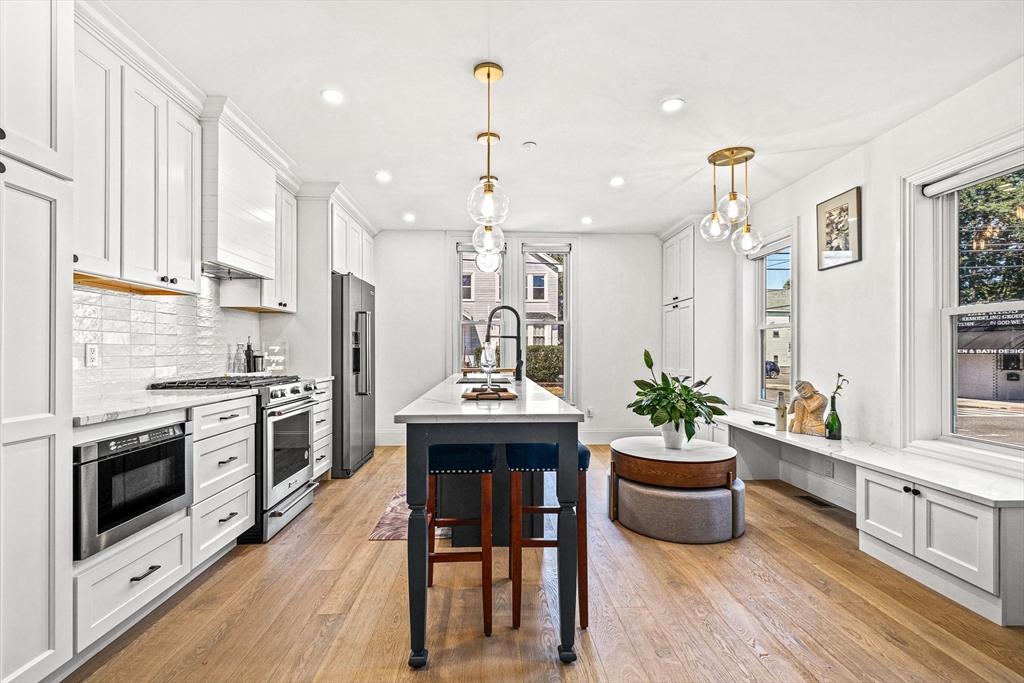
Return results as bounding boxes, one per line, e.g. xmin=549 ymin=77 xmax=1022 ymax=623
xmin=475 ymin=251 xmax=501 ymax=273
xmin=699 ymin=163 xmax=731 ymax=242
xmin=472 ymin=223 xmax=505 ymax=255
xmin=729 ymin=158 xmax=763 ymax=255
xmin=468 ymin=62 xmax=509 ymax=228
xmin=716 ymin=149 xmax=750 ymax=225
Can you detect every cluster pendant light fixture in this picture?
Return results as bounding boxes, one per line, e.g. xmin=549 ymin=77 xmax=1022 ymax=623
xmin=701 ymin=147 xmax=763 ymax=255
xmin=468 ymin=62 xmax=508 ymax=273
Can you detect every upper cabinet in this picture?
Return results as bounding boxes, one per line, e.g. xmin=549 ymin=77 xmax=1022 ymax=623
xmin=662 ymin=225 xmax=694 ymax=305
xmin=331 ymin=202 xmax=374 ymax=283
xmin=221 ymin=183 xmax=298 ymax=313
xmin=0 ymin=0 xmax=74 ymax=179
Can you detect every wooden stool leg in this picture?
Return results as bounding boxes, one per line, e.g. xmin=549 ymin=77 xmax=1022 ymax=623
xmin=481 ymin=472 xmax=493 ymax=636
xmin=510 ymin=470 xmax=523 ymax=629
xmin=427 ymin=474 xmax=436 ymax=587
xmin=577 ymin=470 xmax=588 ymax=630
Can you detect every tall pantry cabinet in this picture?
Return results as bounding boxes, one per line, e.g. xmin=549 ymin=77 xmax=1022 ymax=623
xmin=662 ymin=225 xmax=694 ymax=378
xmin=0 ymin=1 xmax=74 ymax=681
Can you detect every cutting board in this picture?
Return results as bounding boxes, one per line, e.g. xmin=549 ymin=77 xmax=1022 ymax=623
xmin=462 ymin=387 xmax=518 ymax=401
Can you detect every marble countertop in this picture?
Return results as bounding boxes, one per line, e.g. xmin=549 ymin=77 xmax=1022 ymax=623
xmin=717 ymin=410 xmax=1024 ymax=507
xmin=394 ymin=374 xmax=584 ymax=424
xmin=73 ymin=388 xmax=257 ymax=427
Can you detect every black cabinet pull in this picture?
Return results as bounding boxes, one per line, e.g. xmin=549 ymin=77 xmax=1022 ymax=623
xmin=160 ymin=275 xmax=169 ymax=282
xmin=170 ymin=277 xmax=178 ymax=284
xmin=73 ymin=254 xmax=79 ymax=263
xmin=219 ymin=414 xmax=240 ymax=420
xmin=0 ymin=127 xmax=6 ymax=140
xmin=903 ymin=486 xmax=912 ymax=493
xmin=282 ymin=302 xmax=287 ymax=308
xmin=130 ymin=565 xmax=160 ymax=583
xmin=217 ymin=455 xmax=239 ymax=465
xmin=672 ymin=296 xmax=679 ymax=300
xmin=218 ymin=511 xmax=239 ymax=524
xmin=912 ymin=489 xmax=921 ymax=496
xmin=0 ymin=160 xmax=5 ymax=174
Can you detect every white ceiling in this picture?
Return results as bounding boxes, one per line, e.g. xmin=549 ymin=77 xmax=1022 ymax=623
xmin=106 ymin=0 xmax=1023 ymax=235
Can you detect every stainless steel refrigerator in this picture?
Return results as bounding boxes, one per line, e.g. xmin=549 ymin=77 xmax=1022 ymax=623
xmin=331 ymin=273 xmax=375 ymax=477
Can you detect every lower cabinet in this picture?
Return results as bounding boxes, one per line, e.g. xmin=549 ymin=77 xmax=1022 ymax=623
xmin=74 ymin=516 xmax=191 ymax=651
xmin=313 ymin=434 xmax=332 ymax=479
xmin=662 ymin=299 xmax=693 ymax=378
xmin=190 ymin=476 xmax=255 ymax=566
xmin=857 ymin=468 xmax=997 ymax=593
xmin=193 ymin=424 xmax=256 ymax=504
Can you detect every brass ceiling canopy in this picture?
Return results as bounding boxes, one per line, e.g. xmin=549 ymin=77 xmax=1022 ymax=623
xmin=708 ymin=147 xmax=755 ymax=167
xmin=473 ymin=62 xmax=504 ymax=83
xmin=477 ymin=132 xmax=500 ymax=145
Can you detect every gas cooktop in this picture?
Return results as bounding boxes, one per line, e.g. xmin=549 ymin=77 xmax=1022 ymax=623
xmin=149 ymin=375 xmax=300 ymax=390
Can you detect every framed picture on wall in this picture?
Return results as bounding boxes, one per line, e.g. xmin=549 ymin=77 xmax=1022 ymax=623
xmin=816 ymin=187 xmax=862 ymax=270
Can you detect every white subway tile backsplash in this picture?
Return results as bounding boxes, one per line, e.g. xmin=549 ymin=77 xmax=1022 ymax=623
xmin=72 ymin=277 xmax=260 ymax=398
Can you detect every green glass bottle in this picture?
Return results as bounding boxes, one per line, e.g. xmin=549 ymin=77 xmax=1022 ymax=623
xmin=825 ymin=395 xmax=842 ymax=440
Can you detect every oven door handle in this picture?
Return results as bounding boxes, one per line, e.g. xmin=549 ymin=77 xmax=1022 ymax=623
xmin=268 ymin=399 xmax=317 ymax=418
xmin=269 ymin=481 xmax=319 ymax=517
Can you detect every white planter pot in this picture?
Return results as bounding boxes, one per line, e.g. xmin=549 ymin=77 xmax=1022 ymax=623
xmin=661 ymin=422 xmax=683 ymax=449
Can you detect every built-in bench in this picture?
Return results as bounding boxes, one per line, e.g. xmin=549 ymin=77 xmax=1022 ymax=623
xmin=714 ymin=410 xmax=1024 ymax=627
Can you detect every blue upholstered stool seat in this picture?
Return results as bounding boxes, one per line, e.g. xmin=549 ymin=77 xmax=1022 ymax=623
xmin=428 ymin=444 xmax=495 ymax=474
xmin=506 ymin=441 xmax=590 ymax=472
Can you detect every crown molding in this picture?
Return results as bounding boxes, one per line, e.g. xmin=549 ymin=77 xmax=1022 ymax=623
xmin=658 ymin=213 xmax=702 ymax=241
xmin=201 ymin=96 xmax=296 ymax=176
xmin=293 ymin=183 xmax=381 ymax=236
xmin=296 ymin=182 xmax=342 ymax=200
xmin=75 ymin=0 xmax=205 ymax=117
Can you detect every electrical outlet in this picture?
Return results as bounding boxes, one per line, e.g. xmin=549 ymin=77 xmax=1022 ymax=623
xmin=587 ymin=407 xmax=594 ymax=418
xmin=86 ymin=344 xmax=99 ymax=368
xmin=824 ymin=461 xmax=834 ymax=478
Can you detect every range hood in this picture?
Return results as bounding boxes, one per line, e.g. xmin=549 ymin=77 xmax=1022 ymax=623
xmin=200 ymin=97 xmax=298 ymax=279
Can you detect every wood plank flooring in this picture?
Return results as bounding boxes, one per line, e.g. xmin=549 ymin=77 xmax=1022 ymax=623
xmin=66 ymin=445 xmax=1024 ymax=683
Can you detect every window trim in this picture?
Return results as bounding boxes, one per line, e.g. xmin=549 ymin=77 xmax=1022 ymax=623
xmin=450 ymin=238 xmax=505 ymax=373
xmin=462 ymin=273 xmax=474 ymax=301
xmin=526 ymin=273 xmax=548 ymax=302
xmin=755 ymin=244 xmax=793 ymax=407
xmin=899 ymin=126 xmax=1024 ymax=475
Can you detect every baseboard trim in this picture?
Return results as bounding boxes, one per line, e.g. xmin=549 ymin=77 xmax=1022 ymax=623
xmin=47 ymin=542 xmax=236 ymax=682
xmin=779 ymin=460 xmax=856 ymax=511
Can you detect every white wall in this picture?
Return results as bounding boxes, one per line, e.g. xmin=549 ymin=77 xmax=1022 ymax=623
xmin=374 ymin=231 xmax=663 ymax=445
xmin=690 ymin=58 xmax=1023 ymax=500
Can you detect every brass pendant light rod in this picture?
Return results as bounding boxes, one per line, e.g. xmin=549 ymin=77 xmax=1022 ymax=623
xmin=487 ymin=70 xmax=491 ymax=182
xmin=712 ymin=164 xmax=718 ymax=217
xmin=474 ymin=62 xmax=503 ymax=192
xmin=743 ymin=160 xmax=752 ymax=234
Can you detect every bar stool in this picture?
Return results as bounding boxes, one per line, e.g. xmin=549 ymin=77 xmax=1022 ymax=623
xmin=427 ymin=443 xmax=495 ymax=636
xmin=506 ymin=441 xmax=590 ymax=630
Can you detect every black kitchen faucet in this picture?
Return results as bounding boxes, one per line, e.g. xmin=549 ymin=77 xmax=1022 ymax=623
xmin=485 ymin=305 xmax=524 ymax=381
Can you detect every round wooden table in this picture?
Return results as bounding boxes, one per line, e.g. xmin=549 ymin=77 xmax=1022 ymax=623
xmin=608 ymin=436 xmax=737 ymax=520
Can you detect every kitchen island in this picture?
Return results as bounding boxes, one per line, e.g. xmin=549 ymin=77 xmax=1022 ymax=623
xmin=395 ymin=374 xmax=585 ymax=667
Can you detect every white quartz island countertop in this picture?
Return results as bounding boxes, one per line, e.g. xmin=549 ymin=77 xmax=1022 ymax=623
xmin=73 ymin=387 xmax=257 ymax=427
xmin=717 ymin=410 xmax=1024 ymax=507
xmin=395 ymin=374 xmax=584 ymax=424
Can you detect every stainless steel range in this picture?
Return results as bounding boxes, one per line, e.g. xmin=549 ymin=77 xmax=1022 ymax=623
xmin=150 ymin=375 xmax=320 ymax=541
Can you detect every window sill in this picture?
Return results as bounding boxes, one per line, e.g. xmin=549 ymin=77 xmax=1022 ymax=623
xmin=905 ymin=438 xmax=1024 ymax=479
xmin=737 ymin=403 xmax=774 ymax=418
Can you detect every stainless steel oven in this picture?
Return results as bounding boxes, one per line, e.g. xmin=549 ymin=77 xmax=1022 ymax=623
xmin=73 ymin=422 xmax=193 ymax=560
xmin=265 ymin=397 xmax=315 ymax=510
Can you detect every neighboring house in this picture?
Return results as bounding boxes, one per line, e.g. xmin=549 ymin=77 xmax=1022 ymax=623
xmin=765 ymin=288 xmax=791 ymax=367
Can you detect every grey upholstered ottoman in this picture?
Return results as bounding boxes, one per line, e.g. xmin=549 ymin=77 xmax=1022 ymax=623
xmin=617 ymin=477 xmax=746 ymax=544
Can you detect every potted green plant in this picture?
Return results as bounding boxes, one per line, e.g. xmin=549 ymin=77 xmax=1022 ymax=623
xmin=628 ymin=350 xmax=727 ymax=449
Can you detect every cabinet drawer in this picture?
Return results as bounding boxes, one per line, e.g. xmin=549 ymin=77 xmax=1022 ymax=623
xmin=194 ymin=424 xmax=256 ymax=503
xmin=313 ymin=400 xmax=332 ymax=442
xmin=857 ymin=468 xmax=915 ymax=554
xmin=190 ymin=476 xmax=255 ymax=567
xmin=915 ymin=486 xmax=997 ymax=593
xmin=312 ymin=434 xmax=332 ymax=479
xmin=191 ymin=396 xmax=256 ymax=441
xmin=74 ymin=516 xmax=191 ymax=650
xmin=313 ymin=380 xmax=332 ymax=404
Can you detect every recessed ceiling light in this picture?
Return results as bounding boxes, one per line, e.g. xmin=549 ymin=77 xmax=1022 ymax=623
xmin=610 ymin=177 xmax=625 ymax=187
xmin=403 ymin=213 xmax=416 ymax=223
xmin=661 ymin=98 xmax=685 ymax=112
xmin=320 ymin=89 xmax=344 ymax=105
xmin=375 ymin=171 xmax=392 ymax=183
xmin=581 ymin=217 xmax=593 ymax=225
xmin=522 ymin=141 xmax=537 ymax=149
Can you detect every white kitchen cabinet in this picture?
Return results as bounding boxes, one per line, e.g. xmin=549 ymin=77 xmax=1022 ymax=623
xmin=190 ymin=476 xmax=255 ymax=566
xmin=165 ymin=102 xmax=203 ymax=294
xmin=0 ymin=0 xmax=74 ymax=179
xmin=662 ymin=299 xmax=693 ymax=378
xmin=0 ymin=158 xmax=73 ymax=682
xmin=72 ymin=27 xmax=122 ymax=278
xmin=330 ymin=202 xmax=373 ymax=280
xmin=362 ymin=230 xmax=374 ymax=284
xmin=662 ymin=226 xmax=693 ymax=305
xmin=331 ymin=202 xmax=348 ymax=275
xmin=857 ymin=467 xmax=998 ymax=593
xmin=347 ymin=220 xmax=363 ymax=279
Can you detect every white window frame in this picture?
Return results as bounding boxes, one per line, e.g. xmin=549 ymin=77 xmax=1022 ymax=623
xmin=449 ymin=238 xmax=505 ymax=373
xmin=737 ymin=220 xmax=798 ymax=414
xmin=900 ymin=129 xmax=1023 ymax=475
xmin=462 ymin=273 xmax=474 ymax=301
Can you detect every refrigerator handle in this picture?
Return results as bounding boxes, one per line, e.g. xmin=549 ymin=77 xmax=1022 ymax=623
xmin=355 ymin=311 xmax=370 ymax=396
xmin=364 ymin=311 xmax=372 ymax=396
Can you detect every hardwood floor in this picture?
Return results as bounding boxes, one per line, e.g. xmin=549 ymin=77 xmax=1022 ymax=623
xmin=66 ymin=445 xmax=1024 ymax=683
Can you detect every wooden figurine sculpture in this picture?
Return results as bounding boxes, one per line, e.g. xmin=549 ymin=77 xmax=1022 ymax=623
xmin=788 ymin=380 xmax=827 ymax=436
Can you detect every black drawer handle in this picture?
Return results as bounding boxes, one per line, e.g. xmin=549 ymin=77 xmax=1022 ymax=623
xmin=130 ymin=565 xmax=160 ymax=583
xmin=219 ymin=414 xmax=240 ymax=420
xmin=0 ymin=160 xmax=6 ymax=174
xmin=903 ymin=486 xmax=912 ymax=493
xmin=316 ymin=453 xmax=327 ymax=461
xmin=0 ymin=127 xmax=5 ymax=140
xmin=316 ymin=418 xmax=327 ymax=424
xmin=160 ymin=275 xmax=169 ymax=282
xmin=315 ymin=391 xmax=327 ymax=395
xmin=219 ymin=511 xmax=239 ymax=523
xmin=672 ymin=296 xmax=679 ymax=300
xmin=170 ymin=277 xmax=178 ymax=284
xmin=912 ymin=489 xmax=921 ymax=496
xmin=218 ymin=456 xmax=239 ymax=466
xmin=73 ymin=254 xmax=80 ymax=263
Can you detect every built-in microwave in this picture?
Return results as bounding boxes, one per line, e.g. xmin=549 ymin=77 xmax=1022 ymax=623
xmin=73 ymin=422 xmax=193 ymax=560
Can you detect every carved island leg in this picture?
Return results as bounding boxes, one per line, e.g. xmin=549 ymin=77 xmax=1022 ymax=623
xmin=555 ymin=422 xmax=578 ymax=663
xmin=406 ymin=425 xmax=429 ymax=668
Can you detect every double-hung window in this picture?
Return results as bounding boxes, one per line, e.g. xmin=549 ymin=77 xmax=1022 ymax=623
xmin=522 ymin=245 xmax=570 ymax=398
xmin=456 ymin=244 xmax=503 ymax=369
xmin=942 ymin=169 xmax=1023 ymax=448
xmin=754 ymin=246 xmax=793 ymax=404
